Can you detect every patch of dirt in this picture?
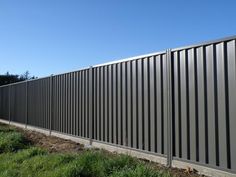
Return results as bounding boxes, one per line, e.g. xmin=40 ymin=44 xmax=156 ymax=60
xmin=17 ymin=128 xmax=84 ymax=153
xmin=139 ymin=159 xmax=205 ymax=177
xmin=162 ymin=167 xmax=204 ymax=177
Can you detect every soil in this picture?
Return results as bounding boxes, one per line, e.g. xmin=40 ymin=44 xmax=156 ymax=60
xmin=17 ymin=128 xmax=84 ymax=153
xmin=13 ymin=126 xmax=205 ymax=177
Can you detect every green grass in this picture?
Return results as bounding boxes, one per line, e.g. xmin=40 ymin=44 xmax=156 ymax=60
xmin=0 ymin=125 xmax=27 ymax=153
xmin=0 ymin=124 xmax=171 ymax=177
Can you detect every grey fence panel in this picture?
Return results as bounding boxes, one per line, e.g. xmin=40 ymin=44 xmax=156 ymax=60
xmin=10 ymin=82 xmax=26 ymax=124
xmin=93 ymin=67 xmax=98 ymax=140
xmin=0 ymin=86 xmax=9 ymax=120
xmin=85 ymin=70 xmax=90 ymax=138
xmin=82 ymin=71 xmax=85 ymax=137
xmin=196 ymin=47 xmax=206 ymax=164
xmin=227 ymin=40 xmax=236 ymax=171
xmin=52 ymin=70 xmax=90 ymax=138
xmin=122 ymin=63 xmax=127 ymax=146
xmin=75 ymin=72 xmax=79 ymax=136
xmin=188 ymin=48 xmax=197 ymax=162
xmin=126 ymin=61 xmax=132 ymax=147
xmin=112 ymin=64 xmax=117 ymax=144
xmin=206 ymin=44 xmax=217 ymax=166
xmin=137 ymin=59 xmax=143 ymax=150
xmin=149 ymin=56 xmax=156 ymax=152
xmin=108 ymin=65 xmax=113 ymax=143
xmin=0 ymin=35 xmax=236 ymax=174
xmin=79 ymin=72 xmax=83 ymax=136
xmin=104 ymin=65 xmax=108 ymax=143
xmin=28 ymin=78 xmax=51 ymax=129
xmin=92 ymin=53 xmax=167 ymax=156
xmin=162 ymin=54 xmax=169 ymax=155
xmin=171 ymin=38 xmax=236 ymax=172
xmin=156 ymin=55 xmax=164 ymax=154
xmin=131 ymin=60 xmax=137 ymax=149
xmin=144 ymin=58 xmax=149 ymax=151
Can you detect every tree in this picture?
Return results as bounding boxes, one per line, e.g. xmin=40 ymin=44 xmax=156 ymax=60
xmin=0 ymin=71 xmax=37 ymax=86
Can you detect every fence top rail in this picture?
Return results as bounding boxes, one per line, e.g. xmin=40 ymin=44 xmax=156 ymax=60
xmin=0 ymin=35 xmax=235 ymax=88
xmin=171 ymin=35 xmax=236 ymax=52
xmin=92 ymin=50 xmax=166 ymax=68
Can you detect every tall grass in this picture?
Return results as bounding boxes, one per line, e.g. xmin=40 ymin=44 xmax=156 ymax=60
xmin=0 ymin=149 xmax=170 ymax=177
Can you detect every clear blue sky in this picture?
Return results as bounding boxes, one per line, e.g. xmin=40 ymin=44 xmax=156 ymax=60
xmin=1 ymin=0 xmax=236 ymax=77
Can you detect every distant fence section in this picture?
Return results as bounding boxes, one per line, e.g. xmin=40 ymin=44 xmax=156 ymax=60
xmin=0 ymin=36 xmax=236 ymax=175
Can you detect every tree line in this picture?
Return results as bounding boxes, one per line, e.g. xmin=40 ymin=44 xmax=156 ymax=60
xmin=0 ymin=71 xmax=37 ymax=86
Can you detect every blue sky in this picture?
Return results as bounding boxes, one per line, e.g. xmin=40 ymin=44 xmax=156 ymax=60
xmin=1 ymin=0 xmax=236 ymax=77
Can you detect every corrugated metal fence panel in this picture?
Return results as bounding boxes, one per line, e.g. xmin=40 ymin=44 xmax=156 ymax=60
xmin=10 ymin=82 xmax=26 ymax=124
xmin=28 ymin=78 xmax=51 ymax=129
xmin=171 ymin=38 xmax=236 ymax=172
xmin=52 ymin=70 xmax=90 ymax=138
xmin=0 ymin=86 xmax=9 ymax=120
xmin=92 ymin=53 xmax=168 ymax=156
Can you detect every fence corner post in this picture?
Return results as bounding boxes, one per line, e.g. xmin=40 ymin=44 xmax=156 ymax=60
xmin=166 ymin=49 xmax=173 ymax=167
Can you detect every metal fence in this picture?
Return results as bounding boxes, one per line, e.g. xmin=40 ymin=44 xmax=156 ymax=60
xmin=0 ymin=35 xmax=236 ymax=174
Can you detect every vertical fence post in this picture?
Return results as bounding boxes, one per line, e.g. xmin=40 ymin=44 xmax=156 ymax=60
xmin=25 ymin=81 xmax=28 ymax=128
xmin=89 ymin=66 xmax=93 ymax=145
xmin=8 ymin=85 xmax=11 ymax=124
xmin=50 ymin=75 xmax=53 ymax=135
xmin=166 ymin=49 xmax=173 ymax=167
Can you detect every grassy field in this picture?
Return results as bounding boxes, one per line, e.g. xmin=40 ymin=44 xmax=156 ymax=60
xmin=0 ymin=124 xmax=171 ymax=177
